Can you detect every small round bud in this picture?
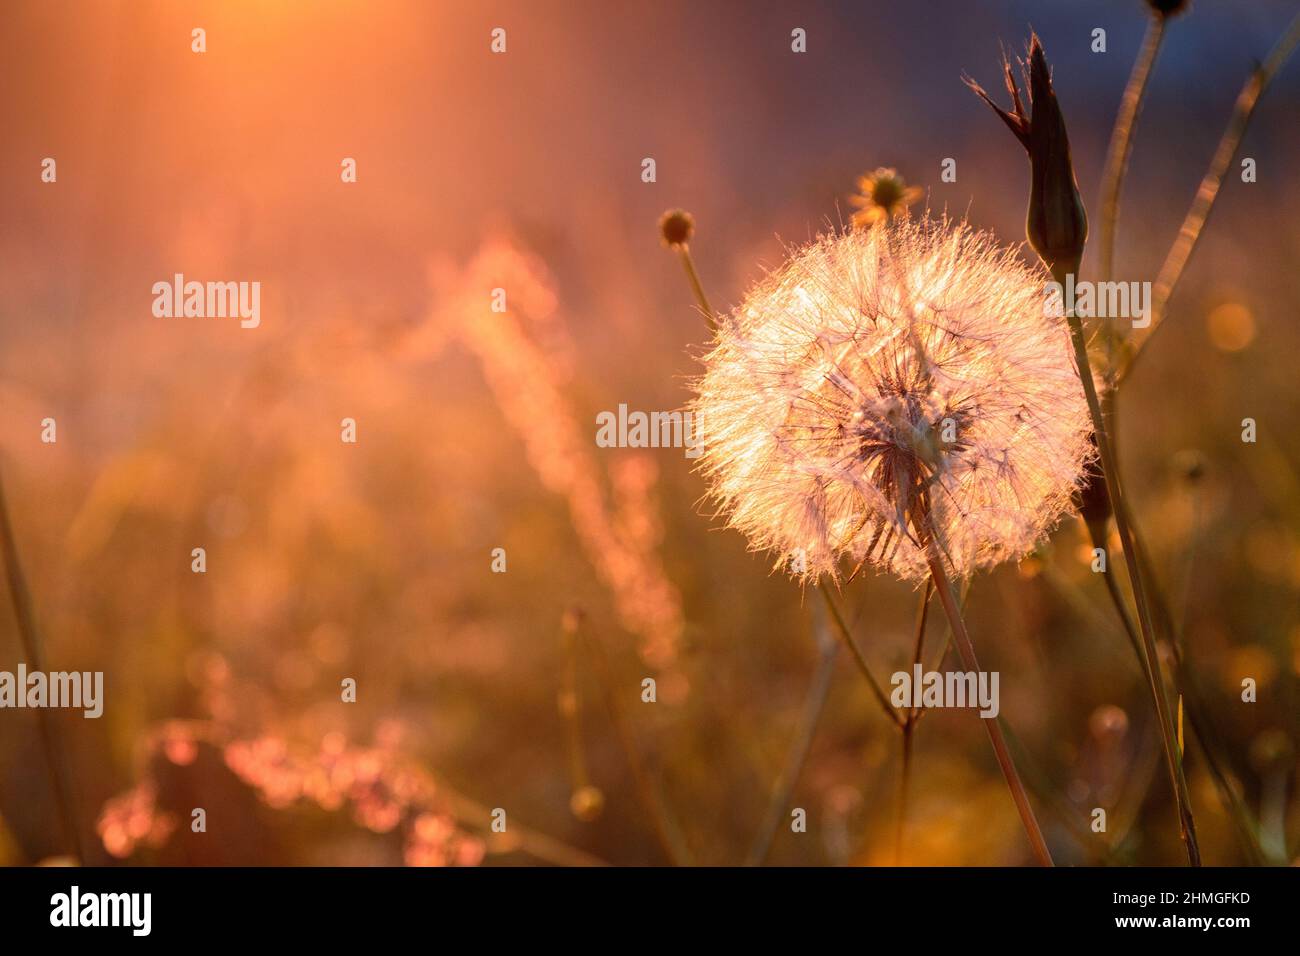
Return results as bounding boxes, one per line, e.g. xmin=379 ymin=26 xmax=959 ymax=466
xmin=569 ymin=785 xmax=605 ymax=821
xmin=658 ymin=208 xmax=695 ymax=247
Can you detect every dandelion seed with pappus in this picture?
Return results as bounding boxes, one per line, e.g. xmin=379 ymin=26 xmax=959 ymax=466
xmin=691 ymin=215 xmax=1093 ymax=584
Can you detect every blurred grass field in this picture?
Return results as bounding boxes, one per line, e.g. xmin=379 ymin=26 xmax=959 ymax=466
xmin=0 ymin=0 xmax=1297 ymax=866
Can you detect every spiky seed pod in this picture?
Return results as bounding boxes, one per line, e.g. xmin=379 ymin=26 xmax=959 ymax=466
xmin=691 ymin=216 xmax=1093 ymax=583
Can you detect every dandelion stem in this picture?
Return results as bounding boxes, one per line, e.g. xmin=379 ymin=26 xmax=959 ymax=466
xmin=923 ymin=541 xmax=1053 ymax=867
xmin=894 ymin=723 xmax=915 ymax=865
xmin=895 ymin=580 xmax=931 ymax=864
xmin=1055 ymin=259 xmax=1201 ymax=866
xmin=1124 ymin=10 xmax=1300 ymax=384
xmin=676 ymin=245 xmax=717 ymax=334
xmin=906 ymin=580 xmax=933 ymax=721
xmin=820 ymin=586 xmax=904 ymax=729
xmin=0 ymin=469 xmax=84 ymax=862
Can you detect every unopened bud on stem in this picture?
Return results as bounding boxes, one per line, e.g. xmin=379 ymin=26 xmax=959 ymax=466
xmin=966 ymin=34 xmax=1088 ymax=274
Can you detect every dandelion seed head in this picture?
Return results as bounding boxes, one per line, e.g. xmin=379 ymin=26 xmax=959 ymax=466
xmin=691 ymin=216 xmax=1093 ymax=583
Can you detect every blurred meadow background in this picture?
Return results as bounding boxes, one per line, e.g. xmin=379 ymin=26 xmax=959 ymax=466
xmin=1 ymin=0 xmax=1298 ymax=866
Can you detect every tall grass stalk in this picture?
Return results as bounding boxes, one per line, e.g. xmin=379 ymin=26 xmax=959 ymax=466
xmin=1097 ymin=12 xmax=1166 ymax=445
xmin=1128 ymin=507 xmax=1270 ymax=864
xmin=0 ymin=470 xmax=84 ymax=862
xmin=1098 ymin=15 xmax=1166 ymax=285
xmin=745 ymin=603 xmax=838 ymax=866
xmin=1089 ymin=529 xmax=1264 ymax=863
xmin=1088 ymin=11 xmax=1300 ymax=858
xmin=1054 ymin=257 xmax=1201 ymax=865
xmin=577 ymin=619 xmax=693 ymax=865
xmin=1124 ymin=10 xmax=1300 ymax=383
xmin=821 ymin=587 xmax=904 ymax=730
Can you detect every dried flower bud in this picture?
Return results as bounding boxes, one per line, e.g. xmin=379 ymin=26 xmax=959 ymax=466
xmin=658 ymin=208 xmax=695 ymax=248
xmin=966 ymin=35 xmax=1088 ymax=273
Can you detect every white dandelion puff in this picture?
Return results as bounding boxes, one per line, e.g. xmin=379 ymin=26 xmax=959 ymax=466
xmin=691 ymin=216 xmax=1093 ymax=583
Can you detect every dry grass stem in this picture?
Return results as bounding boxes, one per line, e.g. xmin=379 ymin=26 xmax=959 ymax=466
xmin=0 ymin=470 xmax=84 ymax=863
xmin=1125 ymin=10 xmax=1300 ymax=382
